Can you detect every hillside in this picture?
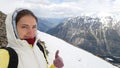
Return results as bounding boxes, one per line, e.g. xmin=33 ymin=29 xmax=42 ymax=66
xmin=38 ymin=31 xmax=118 ymax=68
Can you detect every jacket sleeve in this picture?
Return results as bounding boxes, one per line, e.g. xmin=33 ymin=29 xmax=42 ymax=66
xmin=50 ymin=64 xmax=56 ymax=68
xmin=0 ymin=49 xmax=9 ymax=68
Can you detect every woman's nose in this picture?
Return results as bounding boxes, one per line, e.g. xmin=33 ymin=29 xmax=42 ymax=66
xmin=28 ymin=28 xmax=34 ymax=34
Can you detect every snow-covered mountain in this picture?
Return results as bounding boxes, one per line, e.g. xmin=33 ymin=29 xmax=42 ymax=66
xmin=37 ymin=18 xmax=55 ymax=32
xmin=37 ymin=17 xmax=65 ymax=32
xmin=38 ymin=31 xmax=118 ymax=68
xmin=47 ymin=16 xmax=120 ymax=67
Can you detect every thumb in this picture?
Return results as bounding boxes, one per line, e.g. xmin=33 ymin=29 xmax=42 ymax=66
xmin=55 ymin=50 xmax=59 ymax=58
xmin=54 ymin=50 xmax=64 ymax=68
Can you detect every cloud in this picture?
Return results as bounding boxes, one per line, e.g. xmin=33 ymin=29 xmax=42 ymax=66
xmin=34 ymin=2 xmax=88 ymax=18
xmin=23 ymin=0 xmax=50 ymax=4
xmin=0 ymin=0 xmax=22 ymax=13
xmin=0 ymin=0 xmax=120 ymax=18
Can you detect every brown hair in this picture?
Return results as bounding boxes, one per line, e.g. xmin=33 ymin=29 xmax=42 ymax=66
xmin=15 ymin=9 xmax=38 ymax=24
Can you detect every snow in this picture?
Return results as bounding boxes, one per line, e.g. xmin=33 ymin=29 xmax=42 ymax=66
xmin=38 ymin=31 xmax=118 ymax=68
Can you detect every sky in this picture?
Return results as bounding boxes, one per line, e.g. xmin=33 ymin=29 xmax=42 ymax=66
xmin=0 ymin=0 xmax=120 ymax=18
xmin=38 ymin=31 xmax=117 ymax=68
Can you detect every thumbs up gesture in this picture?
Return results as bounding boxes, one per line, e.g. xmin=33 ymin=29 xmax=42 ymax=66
xmin=53 ymin=50 xmax=64 ymax=68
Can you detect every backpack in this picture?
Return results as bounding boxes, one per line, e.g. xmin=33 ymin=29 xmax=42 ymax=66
xmin=1 ymin=41 xmax=48 ymax=68
xmin=1 ymin=47 xmax=18 ymax=68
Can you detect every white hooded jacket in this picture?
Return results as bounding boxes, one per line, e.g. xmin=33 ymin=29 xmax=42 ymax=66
xmin=5 ymin=9 xmax=48 ymax=68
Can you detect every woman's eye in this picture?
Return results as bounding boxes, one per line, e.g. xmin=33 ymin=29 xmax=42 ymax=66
xmin=21 ymin=26 xmax=28 ymax=29
xmin=33 ymin=25 xmax=37 ymax=29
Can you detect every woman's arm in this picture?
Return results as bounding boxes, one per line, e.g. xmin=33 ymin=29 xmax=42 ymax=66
xmin=0 ymin=49 xmax=9 ymax=68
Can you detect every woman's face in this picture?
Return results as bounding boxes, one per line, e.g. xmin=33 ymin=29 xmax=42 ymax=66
xmin=16 ymin=15 xmax=37 ymax=40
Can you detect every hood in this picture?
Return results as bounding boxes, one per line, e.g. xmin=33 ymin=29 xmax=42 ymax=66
xmin=5 ymin=9 xmax=28 ymax=47
xmin=5 ymin=13 xmax=17 ymax=44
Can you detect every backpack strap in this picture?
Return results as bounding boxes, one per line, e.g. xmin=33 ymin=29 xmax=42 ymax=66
xmin=37 ymin=40 xmax=49 ymax=64
xmin=4 ymin=47 xmax=18 ymax=68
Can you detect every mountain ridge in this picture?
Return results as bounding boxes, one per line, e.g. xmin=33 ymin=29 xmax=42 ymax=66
xmin=47 ymin=16 xmax=120 ymax=67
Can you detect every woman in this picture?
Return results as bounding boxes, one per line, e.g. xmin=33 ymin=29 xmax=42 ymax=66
xmin=0 ymin=8 xmax=64 ymax=68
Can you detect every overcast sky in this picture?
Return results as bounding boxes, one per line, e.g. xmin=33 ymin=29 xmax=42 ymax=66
xmin=0 ymin=0 xmax=120 ymax=18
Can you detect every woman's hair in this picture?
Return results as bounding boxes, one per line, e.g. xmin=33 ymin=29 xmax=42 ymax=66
xmin=15 ymin=9 xmax=38 ymax=24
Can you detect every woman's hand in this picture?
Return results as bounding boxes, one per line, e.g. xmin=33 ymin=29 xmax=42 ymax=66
xmin=53 ymin=50 xmax=64 ymax=68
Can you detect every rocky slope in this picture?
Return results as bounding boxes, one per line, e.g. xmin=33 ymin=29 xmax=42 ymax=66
xmin=0 ymin=11 xmax=7 ymax=47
